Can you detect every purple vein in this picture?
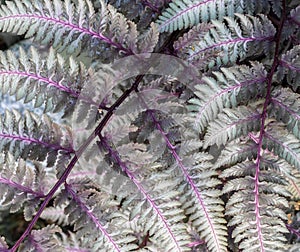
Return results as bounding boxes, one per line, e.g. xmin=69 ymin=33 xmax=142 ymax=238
xmin=207 ymin=113 xmax=261 ymax=145
xmin=286 ymin=224 xmax=300 ymax=238
xmin=253 ymin=2 xmax=286 ymax=251
xmin=271 ymin=98 xmax=300 ymax=120
xmin=65 ymin=184 xmax=121 ymax=252
xmin=137 ymin=95 xmax=222 ymax=252
xmin=100 ymin=137 xmax=182 ymax=252
xmin=279 ymin=60 xmax=300 ymax=72
xmin=159 ymin=0 xmax=215 ymax=31
xmin=289 ymin=15 xmax=300 ymax=27
xmin=289 ymin=178 xmax=300 ymax=198
xmin=0 ymin=177 xmax=45 ymax=198
xmin=0 ymin=70 xmax=99 ymax=107
xmin=0 ymin=71 xmax=78 ymax=97
xmin=0 ymin=132 xmax=74 ymax=153
xmin=264 ymin=132 xmax=300 ymax=167
xmin=195 ymin=77 xmax=267 ymax=130
xmin=187 ymin=36 xmax=273 ymax=61
xmin=0 ymin=14 xmax=132 ymax=55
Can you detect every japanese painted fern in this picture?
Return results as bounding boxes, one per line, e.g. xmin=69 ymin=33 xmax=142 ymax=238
xmin=0 ymin=0 xmax=299 ymax=251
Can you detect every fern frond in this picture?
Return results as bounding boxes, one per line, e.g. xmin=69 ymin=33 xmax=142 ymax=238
xmin=40 ymin=205 xmax=69 ymax=226
xmin=174 ymin=22 xmax=212 ymax=67
xmin=289 ymin=5 xmax=300 ymax=28
xmin=213 ymin=138 xmax=258 ymax=168
xmin=137 ymin=22 xmax=160 ymax=53
xmin=189 ymin=62 xmax=267 ymax=132
xmin=270 ymin=88 xmax=300 ymax=139
xmin=137 ymin=94 xmax=227 ymax=252
xmin=0 ymin=47 xmax=90 ymax=116
xmin=174 ymin=23 xmax=211 ymax=52
xmin=220 ymin=156 xmax=290 ymax=251
xmin=263 ymin=124 xmax=300 ymax=170
xmin=20 ymin=224 xmax=63 ymax=252
xmin=98 ymin=136 xmax=190 ymax=251
xmin=277 ymin=46 xmax=300 ymax=90
xmin=0 ymin=153 xmax=46 ymax=221
xmin=0 ymin=0 xmax=137 ymax=54
xmin=0 ymin=109 xmax=74 ymax=167
xmin=62 ymin=180 xmax=128 ymax=252
xmin=156 ymin=0 xmax=243 ymax=32
xmin=204 ymin=104 xmax=262 ymax=148
xmin=186 ymin=14 xmax=275 ymax=66
xmin=287 ymin=171 xmax=300 ymax=199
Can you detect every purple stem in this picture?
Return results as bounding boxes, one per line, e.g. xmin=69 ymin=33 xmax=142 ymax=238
xmin=9 ymin=74 xmax=144 ymax=252
xmin=137 ymin=94 xmax=223 ymax=252
xmin=100 ymin=136 xmax=182 ymax=251
xmin=65 ymin=184 xmax=121 ymax=252
xmin=0 ymin=15 xmax=132 ymax=55
xmin=0 ymin=71 xmax=78 ymax=97
xmin=8 ymin=32 xmax=179 ymax=251
xmin=253 ymin=2 xmax=286 ymax=251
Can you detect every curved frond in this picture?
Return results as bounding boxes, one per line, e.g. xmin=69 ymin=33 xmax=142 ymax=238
xmin=137 ymin=94 xmax=227 ymax=252
xmin=220 ymin=156 xmax=290 ymax=251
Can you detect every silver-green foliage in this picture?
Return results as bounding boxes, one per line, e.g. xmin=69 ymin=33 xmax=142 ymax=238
xmin=0 ymin=0 xmax=299 ymax=252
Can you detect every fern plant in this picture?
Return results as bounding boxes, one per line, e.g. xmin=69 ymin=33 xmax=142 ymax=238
xmin=0 ymin=0 xmax=299 ymax=251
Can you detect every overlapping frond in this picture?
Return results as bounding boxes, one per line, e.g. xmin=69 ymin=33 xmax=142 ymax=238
xmin=0 ymin=0 xmax=299 ymax=251
xmin=97 ymin=134 xmax=190 ymax=251
xmin=136 ymin=93 xmax=227 ymax=252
